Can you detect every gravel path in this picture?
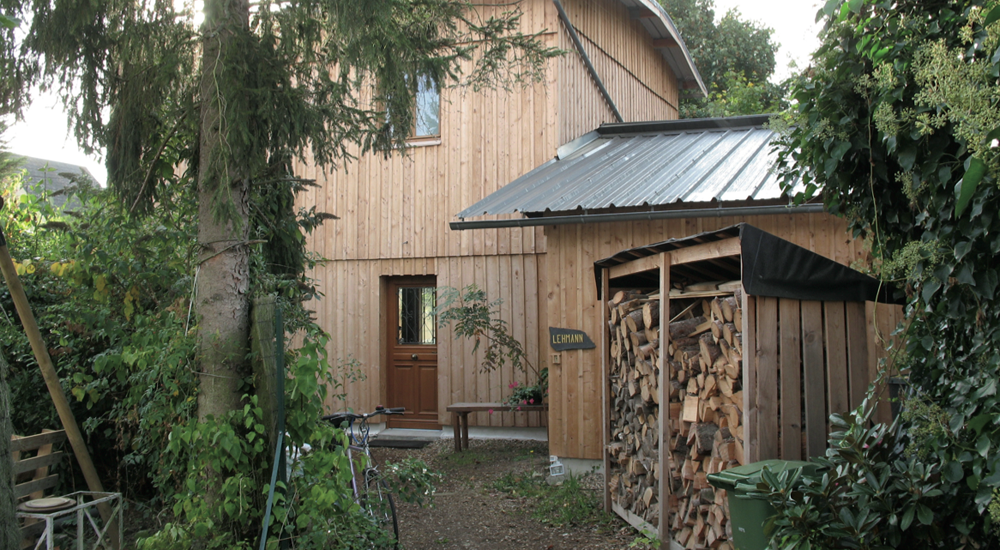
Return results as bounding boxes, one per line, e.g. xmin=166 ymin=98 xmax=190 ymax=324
xmin=371 ymin=439 xmax=643 ymax=550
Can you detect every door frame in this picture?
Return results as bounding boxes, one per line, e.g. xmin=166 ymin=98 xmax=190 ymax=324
xmin=383 ymin=276 xmax=439 ymax=429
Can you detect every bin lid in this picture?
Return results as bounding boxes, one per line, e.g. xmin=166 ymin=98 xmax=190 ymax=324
xmin=707 ymin=459 xmax=817 ymax=491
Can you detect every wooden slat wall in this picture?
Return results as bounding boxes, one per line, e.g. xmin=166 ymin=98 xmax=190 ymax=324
xmin=557 ymin=0 xmax=681 ymax=144
xmin=800 ymin=301 xmax=826 ymax=458
xmin=544 ymin=212 xmax=886 ymax=459
xmin=867 ymin=302 xmax=907 ymax=424
xmin=297 ymin=0 xmax=557 ymax=265
xmin=311 ymin=255 xmax=546 ymax=426
xmin=745 ymin=297 xmax=904 ymax=462
xmin=299 ymin=0 xmax=566 ymax=425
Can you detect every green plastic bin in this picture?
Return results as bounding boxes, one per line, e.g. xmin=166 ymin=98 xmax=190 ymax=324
xmin=706 ymin=459 xmax=821 ymax=550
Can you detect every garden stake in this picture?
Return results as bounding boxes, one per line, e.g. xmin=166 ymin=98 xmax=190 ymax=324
xmin=0 ymin=197 xmax=120 ymax=549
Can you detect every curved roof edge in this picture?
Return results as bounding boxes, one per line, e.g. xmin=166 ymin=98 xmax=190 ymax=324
xmin=619 ymin=0 xmax=708 ymax=98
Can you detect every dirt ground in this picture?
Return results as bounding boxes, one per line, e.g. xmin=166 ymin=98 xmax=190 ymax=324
xmin=371 ymin=439 xmax=643 ymax=550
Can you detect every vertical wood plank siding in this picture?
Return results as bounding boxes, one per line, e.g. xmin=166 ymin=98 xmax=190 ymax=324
xmin=299 ymin=0 xmax=686 ymax=430
xmin=545 ymin=212 xmax=902 ymax=459
xmin=557 ymin=0 xmax=681 ymax=144
xmin=746 ymin=296 xmax=900 ymax=462
xmin=297 ymin=0 xmax=559 ymax=424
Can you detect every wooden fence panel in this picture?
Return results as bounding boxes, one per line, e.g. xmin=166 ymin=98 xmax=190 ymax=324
xmin=756 ymin=296 xmax=779 ymax=461
xmin=845 ymin=301 xmax=870 ymax=411
xmin=824 ymin=302 xmax=850 ymax=425
xmin=743 ymin=295 xmax=758 ymax=463
xmin=779 ymin=298 xmax=802 ymax=461
xmin=801 ymin=301 xmax=826 ymax=458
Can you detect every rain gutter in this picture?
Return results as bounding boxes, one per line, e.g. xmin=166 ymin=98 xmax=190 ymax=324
xmin=450 ymin=203 xmax=826 ymax=230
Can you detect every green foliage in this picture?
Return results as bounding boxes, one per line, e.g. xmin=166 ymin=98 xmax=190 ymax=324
xmin=753 ymin=402 xmax=950 ymax=549
xmin=687 ymin=71 xmax=786 ymax=119
xmin=659 ymin=0 xmax=785 ymax=117
xmin=0 ymin=174 xmax=199 ymax=495
xmin=0 ymin=137 xmax=431 ymax=547
xmin=507 ymin=367 xmax=548 ymax=408
xmin=435 ymin=285 xmax=546 ymax=407
xmin=771 ymin=0 xmax=1000 ymax=544
xmin=135 ymin=322 xmax=439 ymax=549
xmin=628 ymin=531 xmax=661 ymax=549
xmin=491 ymin=470 xmax=613 ymax=529
xmin=381 ymin=457 xmax=442 ymax=507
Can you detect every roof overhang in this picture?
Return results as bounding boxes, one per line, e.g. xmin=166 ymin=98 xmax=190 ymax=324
xmin=614 ymin=0 xmax=707 ymax=97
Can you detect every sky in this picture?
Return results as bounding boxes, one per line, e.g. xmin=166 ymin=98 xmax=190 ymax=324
xmin=2 ymin=0 xmax=826 ymax=187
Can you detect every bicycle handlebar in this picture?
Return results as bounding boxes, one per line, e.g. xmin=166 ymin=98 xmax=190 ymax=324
xmin=321 ymin=407 xmax=405 ymax=425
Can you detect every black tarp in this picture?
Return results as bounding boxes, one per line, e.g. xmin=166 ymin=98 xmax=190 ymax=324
xmin=738 ymin=225 xmax=898 ymax=304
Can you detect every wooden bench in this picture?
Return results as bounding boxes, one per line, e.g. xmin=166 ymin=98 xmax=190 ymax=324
xmin=12 ymin=429 xmax=122 ymax=549
xmin=446 ymin=402 xmax=548 ymax=452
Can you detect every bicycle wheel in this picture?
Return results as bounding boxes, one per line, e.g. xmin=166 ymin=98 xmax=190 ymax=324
xmin=359 ymin=470 xmax=399 ymax=549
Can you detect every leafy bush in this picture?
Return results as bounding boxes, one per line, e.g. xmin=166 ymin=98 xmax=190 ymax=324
xmin=1 ymin=174 xmax=199 ymax=496
xmin=0 ymin=158 xmax=437 ymax=548
xmin=436 ymin=285 xmax=547 ymax=408
xmin=771 ymin=0 xmax=1000 ymax=543
xmin=753 ymin=402 xmax=950 ymax=549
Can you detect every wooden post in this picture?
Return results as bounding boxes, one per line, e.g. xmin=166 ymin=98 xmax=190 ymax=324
xmin=0 ymin=199 xmax=119 ymax=549
xmin=601 ymin=267 xmax=612 ymax=513
xmin=658 ymin=252 xmax=671 ymax=545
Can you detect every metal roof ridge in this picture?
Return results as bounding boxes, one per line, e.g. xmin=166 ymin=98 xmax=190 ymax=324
xmin=598 ymin=114 xmax=775 ymax=136
xmin=556 ymin=131 xmax=601 ymax=160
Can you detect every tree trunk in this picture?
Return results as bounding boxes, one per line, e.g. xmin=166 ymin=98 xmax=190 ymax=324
xmin=196 ymin=0 xmax=252 ymax=422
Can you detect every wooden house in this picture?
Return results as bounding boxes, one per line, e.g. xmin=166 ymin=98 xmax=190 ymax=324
xmin=452 ymin=115 xmax=904 ymax=461
xmin=298 ymin=0 xmax=705 ymax=430
xmin=299 ymin=0 xmax=902 ymax=465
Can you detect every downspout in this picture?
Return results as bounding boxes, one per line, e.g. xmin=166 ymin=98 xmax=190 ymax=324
xmin=450 ymin=203 xmax=827 ymax=230
xmin=552 ymin=0 xmax=624 ymax=123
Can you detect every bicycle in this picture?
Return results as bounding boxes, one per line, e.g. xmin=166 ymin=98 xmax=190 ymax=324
xmin=321 ymin=406 xmax=404 ymax=548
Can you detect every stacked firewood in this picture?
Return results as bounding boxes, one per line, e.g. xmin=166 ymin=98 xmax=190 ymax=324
xmin=666 ymin=283 xmax=744 ymax=549
xmin=608 ymin=282 xmax=746 ymax=549
xmin=607 ymin=289 xmax=665 ymax=527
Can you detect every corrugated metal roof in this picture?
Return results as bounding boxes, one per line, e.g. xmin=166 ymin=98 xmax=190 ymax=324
xmin=456 ymin=115 xmax=794 ymax=219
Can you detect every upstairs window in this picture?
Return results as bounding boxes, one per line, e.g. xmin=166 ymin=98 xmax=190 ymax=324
xmin=412 ymin=74 xmax=440 ymax=138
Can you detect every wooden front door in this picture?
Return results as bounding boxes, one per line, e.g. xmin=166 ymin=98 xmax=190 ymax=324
xmin=386 ymin=279 xmax=439 ymax=429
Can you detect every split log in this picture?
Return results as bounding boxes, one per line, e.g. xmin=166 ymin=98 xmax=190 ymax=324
xmin=670 ymin=316 xmax=706 ymax=341
xmin=643 ymin=300 xmax=660 ymax=329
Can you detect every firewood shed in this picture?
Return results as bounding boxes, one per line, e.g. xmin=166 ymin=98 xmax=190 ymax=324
xmin=595 ymin=223 xmax=902 ymax=549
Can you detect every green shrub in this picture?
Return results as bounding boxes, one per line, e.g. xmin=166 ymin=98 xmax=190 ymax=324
xmin=753 ymin=401 xmax=950 ymax=549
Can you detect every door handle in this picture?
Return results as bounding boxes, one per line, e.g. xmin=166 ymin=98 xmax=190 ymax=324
xmin=411 ymin=354 xmax=419 ymax=360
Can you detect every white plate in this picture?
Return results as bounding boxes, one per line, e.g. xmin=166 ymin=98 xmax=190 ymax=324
xmin=19 ymin=497 xmax=75 ymax=512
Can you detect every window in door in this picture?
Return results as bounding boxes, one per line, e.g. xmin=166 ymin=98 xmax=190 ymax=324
xmin=397 ymin=286 xmax=436 ymax=345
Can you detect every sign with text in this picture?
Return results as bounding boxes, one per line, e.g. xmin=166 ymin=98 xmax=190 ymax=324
xmin=549 ymin=327 xmax=596 ymax=351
